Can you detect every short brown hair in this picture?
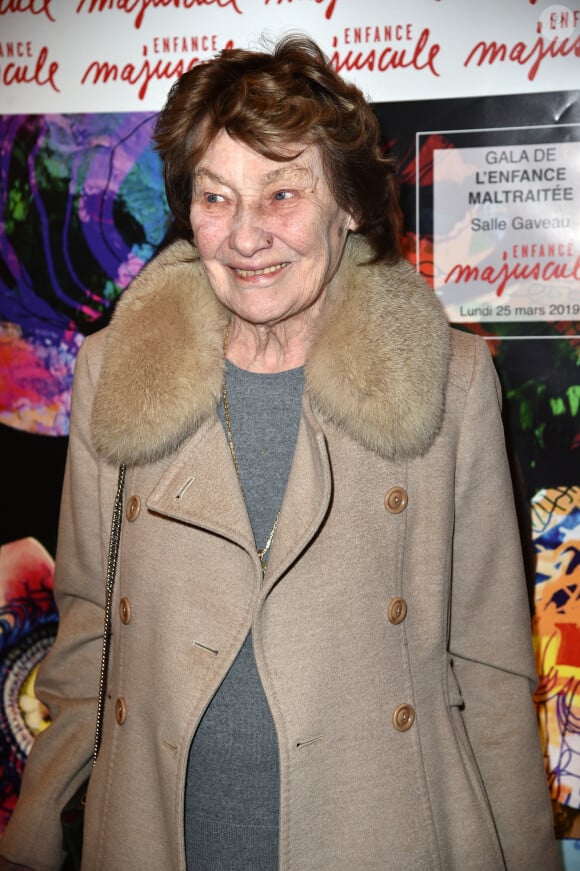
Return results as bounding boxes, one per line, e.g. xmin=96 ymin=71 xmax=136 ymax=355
xmin=153 ymin=35 xmax=401 ymax=262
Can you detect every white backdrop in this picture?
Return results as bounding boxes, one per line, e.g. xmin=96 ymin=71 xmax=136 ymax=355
xmin=1 ymin=0 xmax=579 ymax=113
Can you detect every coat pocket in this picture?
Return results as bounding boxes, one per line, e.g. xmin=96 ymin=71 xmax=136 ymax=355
xmin=446 ymin=662 xmax=506 ymax=869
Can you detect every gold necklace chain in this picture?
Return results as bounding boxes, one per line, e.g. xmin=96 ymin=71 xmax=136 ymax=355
xmin=223 ymin=323 xmax=279 ymax=577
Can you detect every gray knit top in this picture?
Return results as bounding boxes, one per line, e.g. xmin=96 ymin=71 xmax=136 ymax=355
xmin=184 ymin=360 xmax=305 ymax=870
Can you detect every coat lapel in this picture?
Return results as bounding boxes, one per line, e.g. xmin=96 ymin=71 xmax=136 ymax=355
xmin=143 ymin=401 xmax=335 ymax=585
xmin=144 ymin=415 xmax=256 ymax=561
xmin=262 ymin=398 xmax=333 ymax=586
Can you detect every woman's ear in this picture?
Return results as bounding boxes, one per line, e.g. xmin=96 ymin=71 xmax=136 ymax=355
xmin=345 ymin=213 xmax=359 ymax=233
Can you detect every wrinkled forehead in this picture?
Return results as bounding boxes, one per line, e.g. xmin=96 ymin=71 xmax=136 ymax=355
xmin=192 ymin=132 xmax=324 ymax=190
xmin=193 ymin=162 xmax=315 ymax=188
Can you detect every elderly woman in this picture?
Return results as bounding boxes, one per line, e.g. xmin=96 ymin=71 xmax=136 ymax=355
xmin=0 ymin=35 xmax=557 ymax=871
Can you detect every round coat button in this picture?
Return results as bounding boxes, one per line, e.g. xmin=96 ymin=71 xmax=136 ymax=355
xmin=387 ymin=597 xmax=408 ymax=625
xmin=115 ymin=697 xmax=127 ymax=725
xmin=119 ymin=597 xmax=132 ymax=625
xmin=126 ymin=495 xmax=141 ymax=522
xmin=392 ymin=703 xmax=415 ymax=732
xmin=384 ymin=487 xmax=408 ymax=514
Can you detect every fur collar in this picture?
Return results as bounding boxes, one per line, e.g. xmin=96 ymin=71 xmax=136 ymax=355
xmin=91 ymin=236 xmax=450 ymax=465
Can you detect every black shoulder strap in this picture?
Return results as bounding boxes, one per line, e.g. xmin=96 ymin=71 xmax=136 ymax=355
xmin=92 ymin=463 xmax=126 ymax=764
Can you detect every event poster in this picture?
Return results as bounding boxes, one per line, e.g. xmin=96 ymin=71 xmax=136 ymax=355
xmin=1 ymin=1 xmax=579 ymax=867
xmin=430 ymin=132 xmax=580 ymax=323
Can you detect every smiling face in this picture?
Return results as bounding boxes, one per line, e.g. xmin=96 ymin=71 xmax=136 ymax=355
xmin=189 ymin=130 xmax=355 ymax=332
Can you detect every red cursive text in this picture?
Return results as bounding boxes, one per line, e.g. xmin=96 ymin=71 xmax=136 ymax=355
xmin=330 ymin=27 xmax=440 ymax=76
xmin=0 ymin=44 xmax=59 ymax=90
xmin=0 ymin=0 xmax=54 ymax=20
xmin=264 ymin=0 xmax=337 ymax=21
xmin=465 ymin=31 xmax=580 ymax=81
xmin=81 ymin=40 xmax=233 ymax=99
xmin=446 ymin=251 xmax=580 ymax=297
xmin=75 ymin=0 xmax=241 ymax=31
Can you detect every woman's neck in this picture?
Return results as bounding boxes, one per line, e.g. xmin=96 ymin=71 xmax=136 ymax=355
xmin=225 ymin=312 xmax=320 ymax=373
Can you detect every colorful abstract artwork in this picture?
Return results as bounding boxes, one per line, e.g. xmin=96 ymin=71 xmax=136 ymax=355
xmin=0 ymin=539 xmax=57 ymax=829
xmin=0 ymin=112 xmax=170 ymax=436
xmin=533 ymin=486 xmax=580 ymax=839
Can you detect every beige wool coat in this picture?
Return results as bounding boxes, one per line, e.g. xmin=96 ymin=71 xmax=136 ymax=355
xmin=1 ymin=237 xmax=557 ymax=871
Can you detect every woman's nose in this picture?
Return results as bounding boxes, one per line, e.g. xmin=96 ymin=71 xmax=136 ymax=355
xmin=229 ymin=204 xmax=273 ymax=256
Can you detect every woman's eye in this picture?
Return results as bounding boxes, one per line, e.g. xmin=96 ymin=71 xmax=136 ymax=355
xmin=273 ymin=190 xmax=293 ymax=201
xmin=205 ymin=193 xmax=224 ymax=204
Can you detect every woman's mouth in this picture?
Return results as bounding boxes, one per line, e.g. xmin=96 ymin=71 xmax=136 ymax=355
xmin=233 ymin=263 xmax=290 ymax=278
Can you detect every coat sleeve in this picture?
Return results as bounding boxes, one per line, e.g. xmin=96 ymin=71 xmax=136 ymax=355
xmin=448 ymin=335 xmax=558 ymax=870
xmin=0 ymin=335 xmax=117 ymax=871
